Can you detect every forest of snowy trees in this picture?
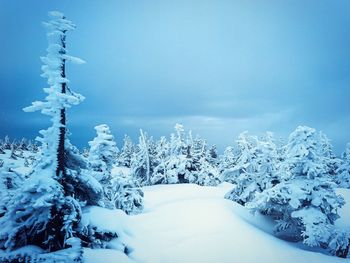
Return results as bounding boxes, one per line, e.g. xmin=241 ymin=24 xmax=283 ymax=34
xmin=0 ymin=11 xmax=349 ymax=262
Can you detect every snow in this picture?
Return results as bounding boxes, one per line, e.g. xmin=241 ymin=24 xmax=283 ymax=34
xmin=112 ymin=166 xmax=132 ymax=177
xmin=81 ymin=206 xmax=132 ymax=239
xmin=0 ymin=149 xmax=34 ymax=176
xmin=84 ymin=183 xmax=347 ymax=263
xmin=84 ymin=248 xmax=133 ymax=263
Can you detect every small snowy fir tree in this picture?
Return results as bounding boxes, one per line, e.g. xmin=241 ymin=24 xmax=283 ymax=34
xmin=221 ymin=132 xmax=259 ymax=184
xmin=88 ymin=124 xmax=119 ymax=209
xmin=151 ymin=136 xmax=171 ymax=184
xmin=336 ymin=143 xmax=350 ymax=188
xmin=131 ymin=130 xmax=158 ymax=186
xmin=248 ymin=126 xmax=345 ymax=249
xmin=118 ymin=135 xmax=135 ymax=168
xmin=318 ymin=131 xmax=340 ymax=177
xmin=219 ymin=146 xmax=237 ymax=177
xmin=0 ymin=11 xmax=95 ymax=261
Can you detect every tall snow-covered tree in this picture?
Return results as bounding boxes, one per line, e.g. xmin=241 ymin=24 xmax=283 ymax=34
xmin=24 ymin=12 xmax=85 ymax=178
xmin=0 ymin=12 xmax=97 ymax=261
xmin=248 ymin=126 xmax=344 ymax=249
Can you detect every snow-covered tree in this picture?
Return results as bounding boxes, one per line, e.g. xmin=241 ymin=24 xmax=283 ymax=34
xmin=207 ymin=144 xmax=219 ymax=167
xmin=151 ymin=136 xmax=170 ymax=184
xmin=318 ymin=131 xmax=340 ymax=177
xmin=336 ymin=143 xmax=350 ymax=188
xmin=131 ymin=130 xmax=159 ymax=186
xmin=185 ymin=136 xmax=220 ymax=186
xmin=18 ymin=138 xmax=28 ymax=151
xmin=248 ymin=126 xmax=345 ymax=248
xmin=111 ymin=171 xmax=144 ymax=215
xmin=88 ymin=124 xmax=119 ymax=208
xmin=28 ymin=140 xmax=40 ymax=153
xmin=118 ymin=135 xmax=135 ymax=168
xmin=222 ymin=131 xmax=258 ymax=186
xmin=225 ymin=132 xmax=279 ymax=205
xmin=0 ymin=144 xmax=4 ymax=154
xmin=219 ymin=146 xmax=237 ymax=176
xmin=3 ymin=136 xmax=11 ymax=150
xmin=0 ymin=12 xmax=95 ymax=261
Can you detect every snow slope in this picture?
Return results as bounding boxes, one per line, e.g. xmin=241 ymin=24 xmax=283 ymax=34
xmin=84 ymin=183 xmax=349 ymax=263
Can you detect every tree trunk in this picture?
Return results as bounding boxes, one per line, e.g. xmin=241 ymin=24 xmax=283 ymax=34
xmin=56 ymin=33 xmax=66 ymax=178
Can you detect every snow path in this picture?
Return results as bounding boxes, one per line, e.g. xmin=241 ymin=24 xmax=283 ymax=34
xmin=124 ymin=183 xmax=346 ymax=263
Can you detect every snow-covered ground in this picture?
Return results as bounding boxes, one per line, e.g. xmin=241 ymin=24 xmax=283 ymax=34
xmin=84 ymin=183 xmax=349 ymax=263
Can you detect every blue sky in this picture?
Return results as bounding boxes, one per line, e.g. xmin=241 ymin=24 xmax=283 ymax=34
xmin=0 ymin=0 xmax=349 ymax=153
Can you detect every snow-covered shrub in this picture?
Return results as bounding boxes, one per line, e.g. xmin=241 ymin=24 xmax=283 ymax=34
xmin=328 ymin=227 xmax=350 ymax=258
xmin=0 ymin=162 xmax=23 ymax=217
xmin=111 ymin=172 xmax=144 ymax=215
xmin=248 ymin=126 xmax=344 ymax=248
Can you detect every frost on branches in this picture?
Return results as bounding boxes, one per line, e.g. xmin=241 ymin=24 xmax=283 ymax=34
xmin=247 ymin=126 xmax=345 ymax=253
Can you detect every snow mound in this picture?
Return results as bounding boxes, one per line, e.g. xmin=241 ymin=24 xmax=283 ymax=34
xmin=57 ymin=184 xmax=350 ymax=262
